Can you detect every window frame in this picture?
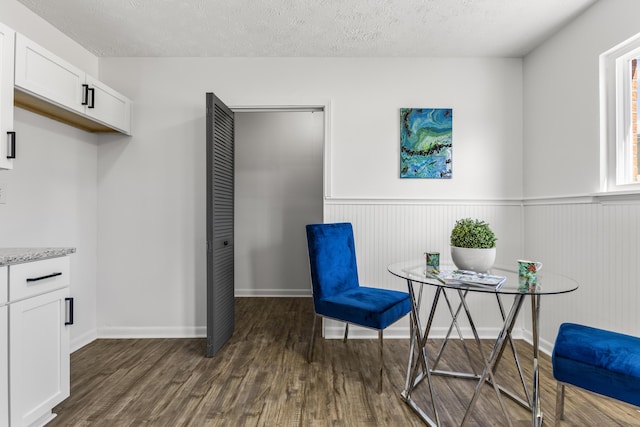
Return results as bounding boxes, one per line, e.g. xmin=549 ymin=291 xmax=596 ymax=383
xmin=600 ymin=32 xmax=640 ymax=193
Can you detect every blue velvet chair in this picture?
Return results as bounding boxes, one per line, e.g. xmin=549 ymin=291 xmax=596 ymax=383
xmin=305 ymin=222 xmax=411 ymax=393
xmin=552 ymin=323 xmax=640 ymax=425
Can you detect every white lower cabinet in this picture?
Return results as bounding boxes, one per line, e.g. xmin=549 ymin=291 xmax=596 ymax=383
xmin=0 ymin=303 xmax=8 ymax=427
xmin=6 ymin=257 xmax=71 ymax=427
xmin=1 ymin=265 xmax=8 ymax=427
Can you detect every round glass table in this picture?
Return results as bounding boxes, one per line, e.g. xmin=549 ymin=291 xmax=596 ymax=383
xmin=387 ymin=260 xmax=579 ymax=427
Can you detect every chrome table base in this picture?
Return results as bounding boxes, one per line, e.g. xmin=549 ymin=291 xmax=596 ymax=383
xmin=402 ymin=280 xmax=543 ymax=426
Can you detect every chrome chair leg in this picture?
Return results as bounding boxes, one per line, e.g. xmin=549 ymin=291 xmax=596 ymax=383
xmin=555 ymin=382 xmax=565 ymax=425
xmin=308 ymin=314 xmax=318 ymax=362
xmin=378 ymin=329 xmax=384 ymax=393
xmin=343 ymin=323 xmax=349 ymax=342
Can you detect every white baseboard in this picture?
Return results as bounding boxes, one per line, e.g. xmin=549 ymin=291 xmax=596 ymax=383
xmin=98 ymin=326 xmax=206 ymax=339
xmin=520 ymin=329 xmax=554 ymax=356
xmin=71 ymin=329 xmax=97 ymax=353
xmin=235 ymin=289 xmax=312 ymax=297
xmin=322 ymin=323 xmax=528 ymax=341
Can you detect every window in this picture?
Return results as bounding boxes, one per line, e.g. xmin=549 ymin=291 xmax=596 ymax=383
xmin=601 ymin=32 xmax=640 ymax=192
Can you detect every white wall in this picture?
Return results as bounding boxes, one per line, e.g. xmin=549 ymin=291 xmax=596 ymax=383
xmin=1 ymin=0 xmax=100 ymax=351
xmin=0 ymin=109 xmax=98 ymax=351
xmin=523 ymin=0 xmax=640 ymax=198
xmin=0 ymin=0 xmax=98 ymax=76
xmin=523 ymin=0 xmax=640 ymax=344
xmin=96 ymin=57 xmax=523 ymax=337
xmin=235 ymin=111 xmax=323 ymax=297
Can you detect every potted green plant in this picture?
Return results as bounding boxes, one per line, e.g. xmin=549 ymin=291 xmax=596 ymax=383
xmin=450 ymin=218 xmax=497 ymax=272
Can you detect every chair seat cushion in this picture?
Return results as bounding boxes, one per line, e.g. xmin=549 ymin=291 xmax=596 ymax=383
xmin=315 ymin=286 xmax=411 ymax=330
xmin=552 ymin=322 xmax=640 ymax=406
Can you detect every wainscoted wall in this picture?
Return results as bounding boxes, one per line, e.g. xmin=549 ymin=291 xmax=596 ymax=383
xmin=524 ymin=197 xmax=640 ymax=353
xmin=522 ymin=1 xmax=640 ymax=353
xmin=323 ymin=199 xmax=524 ymax=341
xmin=324 ymin=198 xmax=640 ymax=355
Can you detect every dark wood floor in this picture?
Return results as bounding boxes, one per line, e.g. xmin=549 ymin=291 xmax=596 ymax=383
xmin=51 ymin=298 xmax=640 ymax=426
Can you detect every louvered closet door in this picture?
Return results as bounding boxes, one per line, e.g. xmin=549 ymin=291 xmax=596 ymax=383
xmin=206 ymin=92 xmax=235 ymax=357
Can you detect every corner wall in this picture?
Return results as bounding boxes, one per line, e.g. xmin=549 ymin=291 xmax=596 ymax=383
xmin=523 ymin=0 xmax=640 ymax=346
xmin=0 ymin=0 xmax=100 ymax=351
xmin=0 ymin=109 xmax=98 ymax=351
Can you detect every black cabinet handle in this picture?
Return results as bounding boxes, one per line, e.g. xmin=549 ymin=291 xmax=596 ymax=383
xmin=7 ymin=131 xmax=15 ymax=159
xmin=26 ymin=272 xmax=62 ymax=282
xmin=65 ymin=297 xmax=74 ymax=325
xmin=88 ymin=87 xmax=95 ymax=109
xmin=81 ymin=84 xmax=89 ymax=105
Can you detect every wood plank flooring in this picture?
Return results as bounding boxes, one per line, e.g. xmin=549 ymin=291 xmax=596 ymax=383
xmin=51 ymin=297 xmax=640 ymax=426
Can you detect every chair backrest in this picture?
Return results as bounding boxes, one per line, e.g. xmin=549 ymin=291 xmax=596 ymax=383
xmin=306 ymin=222 xmax=360 ymax=301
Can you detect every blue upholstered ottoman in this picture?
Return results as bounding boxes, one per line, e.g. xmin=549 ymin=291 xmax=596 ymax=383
xmin=552 ymin=323 xmax=640 ymax=423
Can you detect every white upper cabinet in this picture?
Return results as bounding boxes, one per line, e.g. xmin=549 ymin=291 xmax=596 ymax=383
xmin=14 ymin=33 xmax=132 ymax=135
xmin=84 ymin=74 xmax=131 ymax=134
xmin=14 ymin=34 xmax=85 ymax=115
xmin=0 ymin=23 xmax=15 ymax=170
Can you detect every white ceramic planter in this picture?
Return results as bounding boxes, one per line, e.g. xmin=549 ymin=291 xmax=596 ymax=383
xmin=450 ymin=246 xmax=496 ymax=273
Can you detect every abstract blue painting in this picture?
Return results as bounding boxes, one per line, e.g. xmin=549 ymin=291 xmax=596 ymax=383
xmin=400 ymin=108 xmax=452 ymax=178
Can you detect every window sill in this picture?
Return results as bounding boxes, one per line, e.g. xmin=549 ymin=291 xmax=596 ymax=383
xmin=592 ymin=189 xmax=640 ymax=204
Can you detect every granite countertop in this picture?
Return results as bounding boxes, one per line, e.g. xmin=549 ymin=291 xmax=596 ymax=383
xmin=0 ymin=248 xmax=76 ymax=266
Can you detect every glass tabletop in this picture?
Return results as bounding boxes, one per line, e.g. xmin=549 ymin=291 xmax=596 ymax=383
xmin=388 ymin=260 xmax=579 ymax=295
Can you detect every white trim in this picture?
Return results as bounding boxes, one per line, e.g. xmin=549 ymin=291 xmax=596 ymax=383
xmin=98 ymin=326 xmax=206 ymax=339
xmin=70 ymin=329 xmax=97 ymax=353
xmin=523 ymin=195 xmax=595 ymax=205
xmin=323 ymin=324 xmax=526 ymax=340
xmin=234 ymin=289 xmax=312 ymax=297
xmin=325 ymin=197 xmax=523 ymax=206
xmin=593 ymin=190 xmax=640 ymax=204
xmin=325 ymin=194 xmax=640 ymax=206
xmin=520 ymin=329 xmax=554 ymax=357
xmin=231 ymin=106 xmax=323 ymax=113
xmin=228 ymin=100 xmax=333 ymax=204
xmin=322 ymin=324 xmax=409 ymax=339
xmin=600 ymin=31 xmax=640 ymax=192
xmin=323 ymin=100 xmax=333 ymax=200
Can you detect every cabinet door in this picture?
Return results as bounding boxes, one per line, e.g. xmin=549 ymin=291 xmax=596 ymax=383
xmin=14 ymin=33 xmax=85 ymax=115
xmin=0 ymin=266 xmax=7 ymax=427
xmin=0 ymin=23 xmax=15 ymax=170
xmin=85 ymin=74 xmax=132 ymax=135
xmin=9 ymin=288 xmax=70 ymax=427
xmin=0 ymin=304 xmax=8 ymax=427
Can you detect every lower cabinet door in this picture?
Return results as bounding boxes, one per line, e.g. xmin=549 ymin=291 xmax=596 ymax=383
xmin=9 ymin=288 xmax=70 ymax=427
xmin=0 ymin=305 xmax=8 ymax=427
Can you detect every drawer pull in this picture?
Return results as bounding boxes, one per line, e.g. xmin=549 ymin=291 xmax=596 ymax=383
xmin=7 ymin=131 xmax=16 ymax=159
xmin=88 ymin=87 xmax=95 ymax=109
xmin=26 ymin=272 xmax=62 ymax=282
xmin=81 ymin=84 xmax=89 ymax=105
xmin=65 ymin=297 xmax=74 ymax=325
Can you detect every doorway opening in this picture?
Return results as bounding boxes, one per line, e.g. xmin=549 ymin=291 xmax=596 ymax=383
xmin=233 ymin=108 xmax=324 ymax=297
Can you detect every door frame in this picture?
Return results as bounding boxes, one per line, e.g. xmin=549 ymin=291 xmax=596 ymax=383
xmin=232 ymin=106 xmax=326 ymax=297
xmin=229 ymin=102 xmax=332 ymax=203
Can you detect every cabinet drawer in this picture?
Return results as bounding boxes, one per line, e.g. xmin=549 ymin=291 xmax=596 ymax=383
xmin=9 ymin=257 xmax=70 ymax=302
xmin=0 ymin=266 xmax=7 ymax=305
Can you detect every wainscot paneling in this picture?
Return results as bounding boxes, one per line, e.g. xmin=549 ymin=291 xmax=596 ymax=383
xmin=524 ymin=200 xmax=640 ymax=353
xmin=323 ymin=199 xmax=524 ymax=341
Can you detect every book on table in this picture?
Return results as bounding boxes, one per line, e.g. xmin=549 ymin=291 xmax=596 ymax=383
xmin=427 ymin=269 xmax=506 ymax=289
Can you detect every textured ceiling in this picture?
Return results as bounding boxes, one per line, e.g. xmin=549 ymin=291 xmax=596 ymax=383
xmin=16 ymin=0 xmax=597 ymax=57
